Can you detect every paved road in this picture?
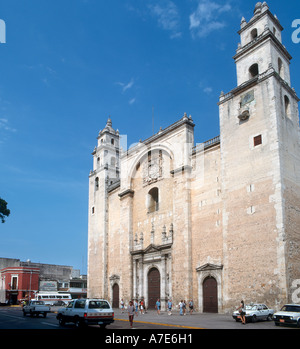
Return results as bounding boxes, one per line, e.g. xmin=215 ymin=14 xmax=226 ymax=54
xmin=0 ymin=305 xmax=296 ymax=330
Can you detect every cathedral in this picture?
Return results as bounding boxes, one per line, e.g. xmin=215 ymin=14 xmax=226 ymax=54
xmin=87 ymin=2 xmax=300 ymax=313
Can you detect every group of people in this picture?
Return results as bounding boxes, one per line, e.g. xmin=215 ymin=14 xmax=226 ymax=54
xmin=121 ymin=298 xmax=195 ymax=328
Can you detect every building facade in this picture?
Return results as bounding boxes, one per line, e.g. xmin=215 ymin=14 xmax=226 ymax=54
xmin=87 ymin=2 xmax=300 ymax=313
xmin=0 ymin=258 xmax=87 ymax=304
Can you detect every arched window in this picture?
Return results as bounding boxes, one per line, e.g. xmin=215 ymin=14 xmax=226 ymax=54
xmin=249 ymin=63 xmax=259 ymax=79
xmin=284 ymin=95 xmax=291 ymax=118
xmin=148 ymin=187 xmax=159 ymax=213
xmin=251 ymin=28 xmax=258 ymax=40
xmin=95 ymin=177 xmax=99 ymax=191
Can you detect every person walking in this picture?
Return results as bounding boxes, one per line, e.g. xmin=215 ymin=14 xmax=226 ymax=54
xmin=189 ymin=300 xmax=194 ymax=315
xmin=237 ymin=300 xmax=246 ymax=324
xmin=134 ymin=299 xmax=138 ymax=317
xmin=183 ymin=300 xmax=186 ymax=315
xmin=127 ymin=300 xmax=135 ymax=328
xmin=120 ymin=298 xmax=125 ymax=313
xmin=167 ymin=299 xmax=173 ymax=315
xmin=155 ymin=298 xmax=161 ymax=315
xmin=140 ymin=299 xmax=145 ymax=315
xmin=179 ymin=300 xmax=184 ymax=316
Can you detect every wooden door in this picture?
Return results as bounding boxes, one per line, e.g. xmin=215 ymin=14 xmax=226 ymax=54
xmin=112 ymin=283 xmax=119 ymax=309
xmin=203 ymin=277 xmax=218 ymax=313
xmin=148 ymin=268 xmax=160 ymax=309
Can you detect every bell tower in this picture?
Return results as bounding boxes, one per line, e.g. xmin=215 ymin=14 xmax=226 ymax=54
xmin=88 ymin=117 xmax=120 ymax=299
xmin=219 ymin=2 xmax=300 ymax=311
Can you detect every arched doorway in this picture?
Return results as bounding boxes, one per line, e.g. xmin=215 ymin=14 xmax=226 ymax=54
xmin=203 ymin=276 xmax=218 ymax=313
xmin=148 ymin=268 xmax=160 ymax=309
xmin=112 ymin=283 xmax=119 ymax=309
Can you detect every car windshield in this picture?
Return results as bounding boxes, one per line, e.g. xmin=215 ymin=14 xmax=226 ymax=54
xmin=280 ymin=305 xmax=300 ymax=312
xmin=88 ymin=301 xmax=110 ymax=309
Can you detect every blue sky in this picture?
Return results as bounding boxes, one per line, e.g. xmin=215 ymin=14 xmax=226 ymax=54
xmin=0 ymin=0 xmax=299 ymax=274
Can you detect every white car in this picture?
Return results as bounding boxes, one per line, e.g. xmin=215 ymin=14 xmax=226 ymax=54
xmin=273 ymin=304 xmax=300 ymax=327
xmin=56 ymin=298 xmax=114 ymax=328
xmin=232 ymin=303 xmax=274 ymax=323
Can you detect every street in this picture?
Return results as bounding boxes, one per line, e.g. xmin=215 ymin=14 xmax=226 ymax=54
xmin=0 ymin=306 xmax=298 ymax=347
xmin=0 ymin=305 xmax=296 ymax=330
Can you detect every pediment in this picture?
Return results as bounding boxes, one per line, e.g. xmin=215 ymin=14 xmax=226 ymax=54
xmin=196 ymin=263 xmax=223 ymax=272
xmin=144 ymin=244 xmax=160 ymax=254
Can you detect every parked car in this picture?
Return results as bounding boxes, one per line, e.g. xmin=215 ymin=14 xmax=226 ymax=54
xmin=23 ymin=300 xmax=50 ymax=318
xmin=232 ymin=303 xmax=274 ymax=323
xmin=56 ymin=298 xmax=114 ymax=328
xmin=52 ymin=300 xmax=67 ymax=307
xmin=273 ymin=304 xmax=300 ymax=327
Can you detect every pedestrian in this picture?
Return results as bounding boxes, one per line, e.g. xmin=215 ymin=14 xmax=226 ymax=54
xmin=167 ymin=299 xmax=172 ymax=315
xmin=189 ymin=300 xmax=194 ymax=315
xmin=179 ymin=300 xmax=183 ymax=315
xmin=140 ymin=299 xmax=145 ymax=314
xmin=134 ymin=299 xmax=138 ymax=316
xmin=127 ymin=300 xmax=135 ymax=328
xmin=237 ymin=300 xmax=246 ymax=324
xmin=183 ymin=300 xmax=186 ymax=315
xmin=120 ymin=298 xmax=125 ymax=313
xmin=155 ymin=298 xmax=161 ymax=315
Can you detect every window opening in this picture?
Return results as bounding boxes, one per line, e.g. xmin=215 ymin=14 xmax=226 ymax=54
xmin=249 ymin=64 xmax=259 ymax=79
xmin=148 ymin=187 xmax=159 ymax=213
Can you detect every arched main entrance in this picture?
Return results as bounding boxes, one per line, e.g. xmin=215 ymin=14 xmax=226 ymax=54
xmin=112 ymin=283 xmax=119 ymax=309
xmin=203 ymin=276 xmax=218 ymax=313
xmin=148 ymin=267 xmax=160 ymax=309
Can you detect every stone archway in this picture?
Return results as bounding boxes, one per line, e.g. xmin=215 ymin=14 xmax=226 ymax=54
xmin=147 ymin=267 xmax=160 ymax=309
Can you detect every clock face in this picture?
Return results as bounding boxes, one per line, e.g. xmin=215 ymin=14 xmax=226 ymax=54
xmin=241 ymin=90 xmax=254 ymax=106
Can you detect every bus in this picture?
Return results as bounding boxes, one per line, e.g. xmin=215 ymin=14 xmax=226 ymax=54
xmin=33 ymin=293 xmax=72 ymax=305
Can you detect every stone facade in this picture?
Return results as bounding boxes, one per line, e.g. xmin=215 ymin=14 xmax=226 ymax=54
xmin=87 ymin=2 xmax=300 ymax=313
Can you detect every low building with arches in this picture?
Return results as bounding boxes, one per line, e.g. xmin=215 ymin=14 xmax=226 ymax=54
xmin=87 ymin=2 xmax=300 ymax=313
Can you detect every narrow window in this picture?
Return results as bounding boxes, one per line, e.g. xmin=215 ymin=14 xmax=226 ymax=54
xmin=95 ymin=177 xmax=99 ymax=191
xmin=148 ymin=187 xmax=159 ymax=213
xmin=249 ymin=64 xmax=259 ymax=79
xmin=254 ymin=135 xmax=262 ymax=147
xmin=284 ymin=95 xmax=291 ymax=118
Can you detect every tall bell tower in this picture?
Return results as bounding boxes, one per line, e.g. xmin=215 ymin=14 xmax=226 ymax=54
xmin=88 ymin=117 xmax=120 ymax=299
xmin=219 ymin=2 xmax=300 ymax=310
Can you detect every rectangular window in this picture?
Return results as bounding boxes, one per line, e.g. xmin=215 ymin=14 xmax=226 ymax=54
xmin=254 ymin=135 xmax=262 ymax=147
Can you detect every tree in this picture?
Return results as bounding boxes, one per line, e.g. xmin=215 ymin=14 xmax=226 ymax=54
xmin=0 ymin=198 xmax=10 ymax=223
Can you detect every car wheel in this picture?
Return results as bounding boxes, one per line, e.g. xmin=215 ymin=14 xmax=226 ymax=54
xmin=23 ymin=310 xmax=26 ymax=317
xmin=99 ymin=324 xmax=107 ymax=329
xmin=58 ymin=315 xmax=65 ymax=326
xmin=252 ymin=315 xmax=257 ymax=323
xmin=297 ymin=320 xmax=300 ymax=328
xmin=267 ymin=314 xmax=272 ymax=321
xmin=43 ymin=312 xmax=47 ymax=318
xmin=74 ymin=317 xmax=83 ymax=328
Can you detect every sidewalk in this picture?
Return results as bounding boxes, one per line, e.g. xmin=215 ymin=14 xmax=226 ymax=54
xmin=113 ymin=308 xmax=284 ymax=329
